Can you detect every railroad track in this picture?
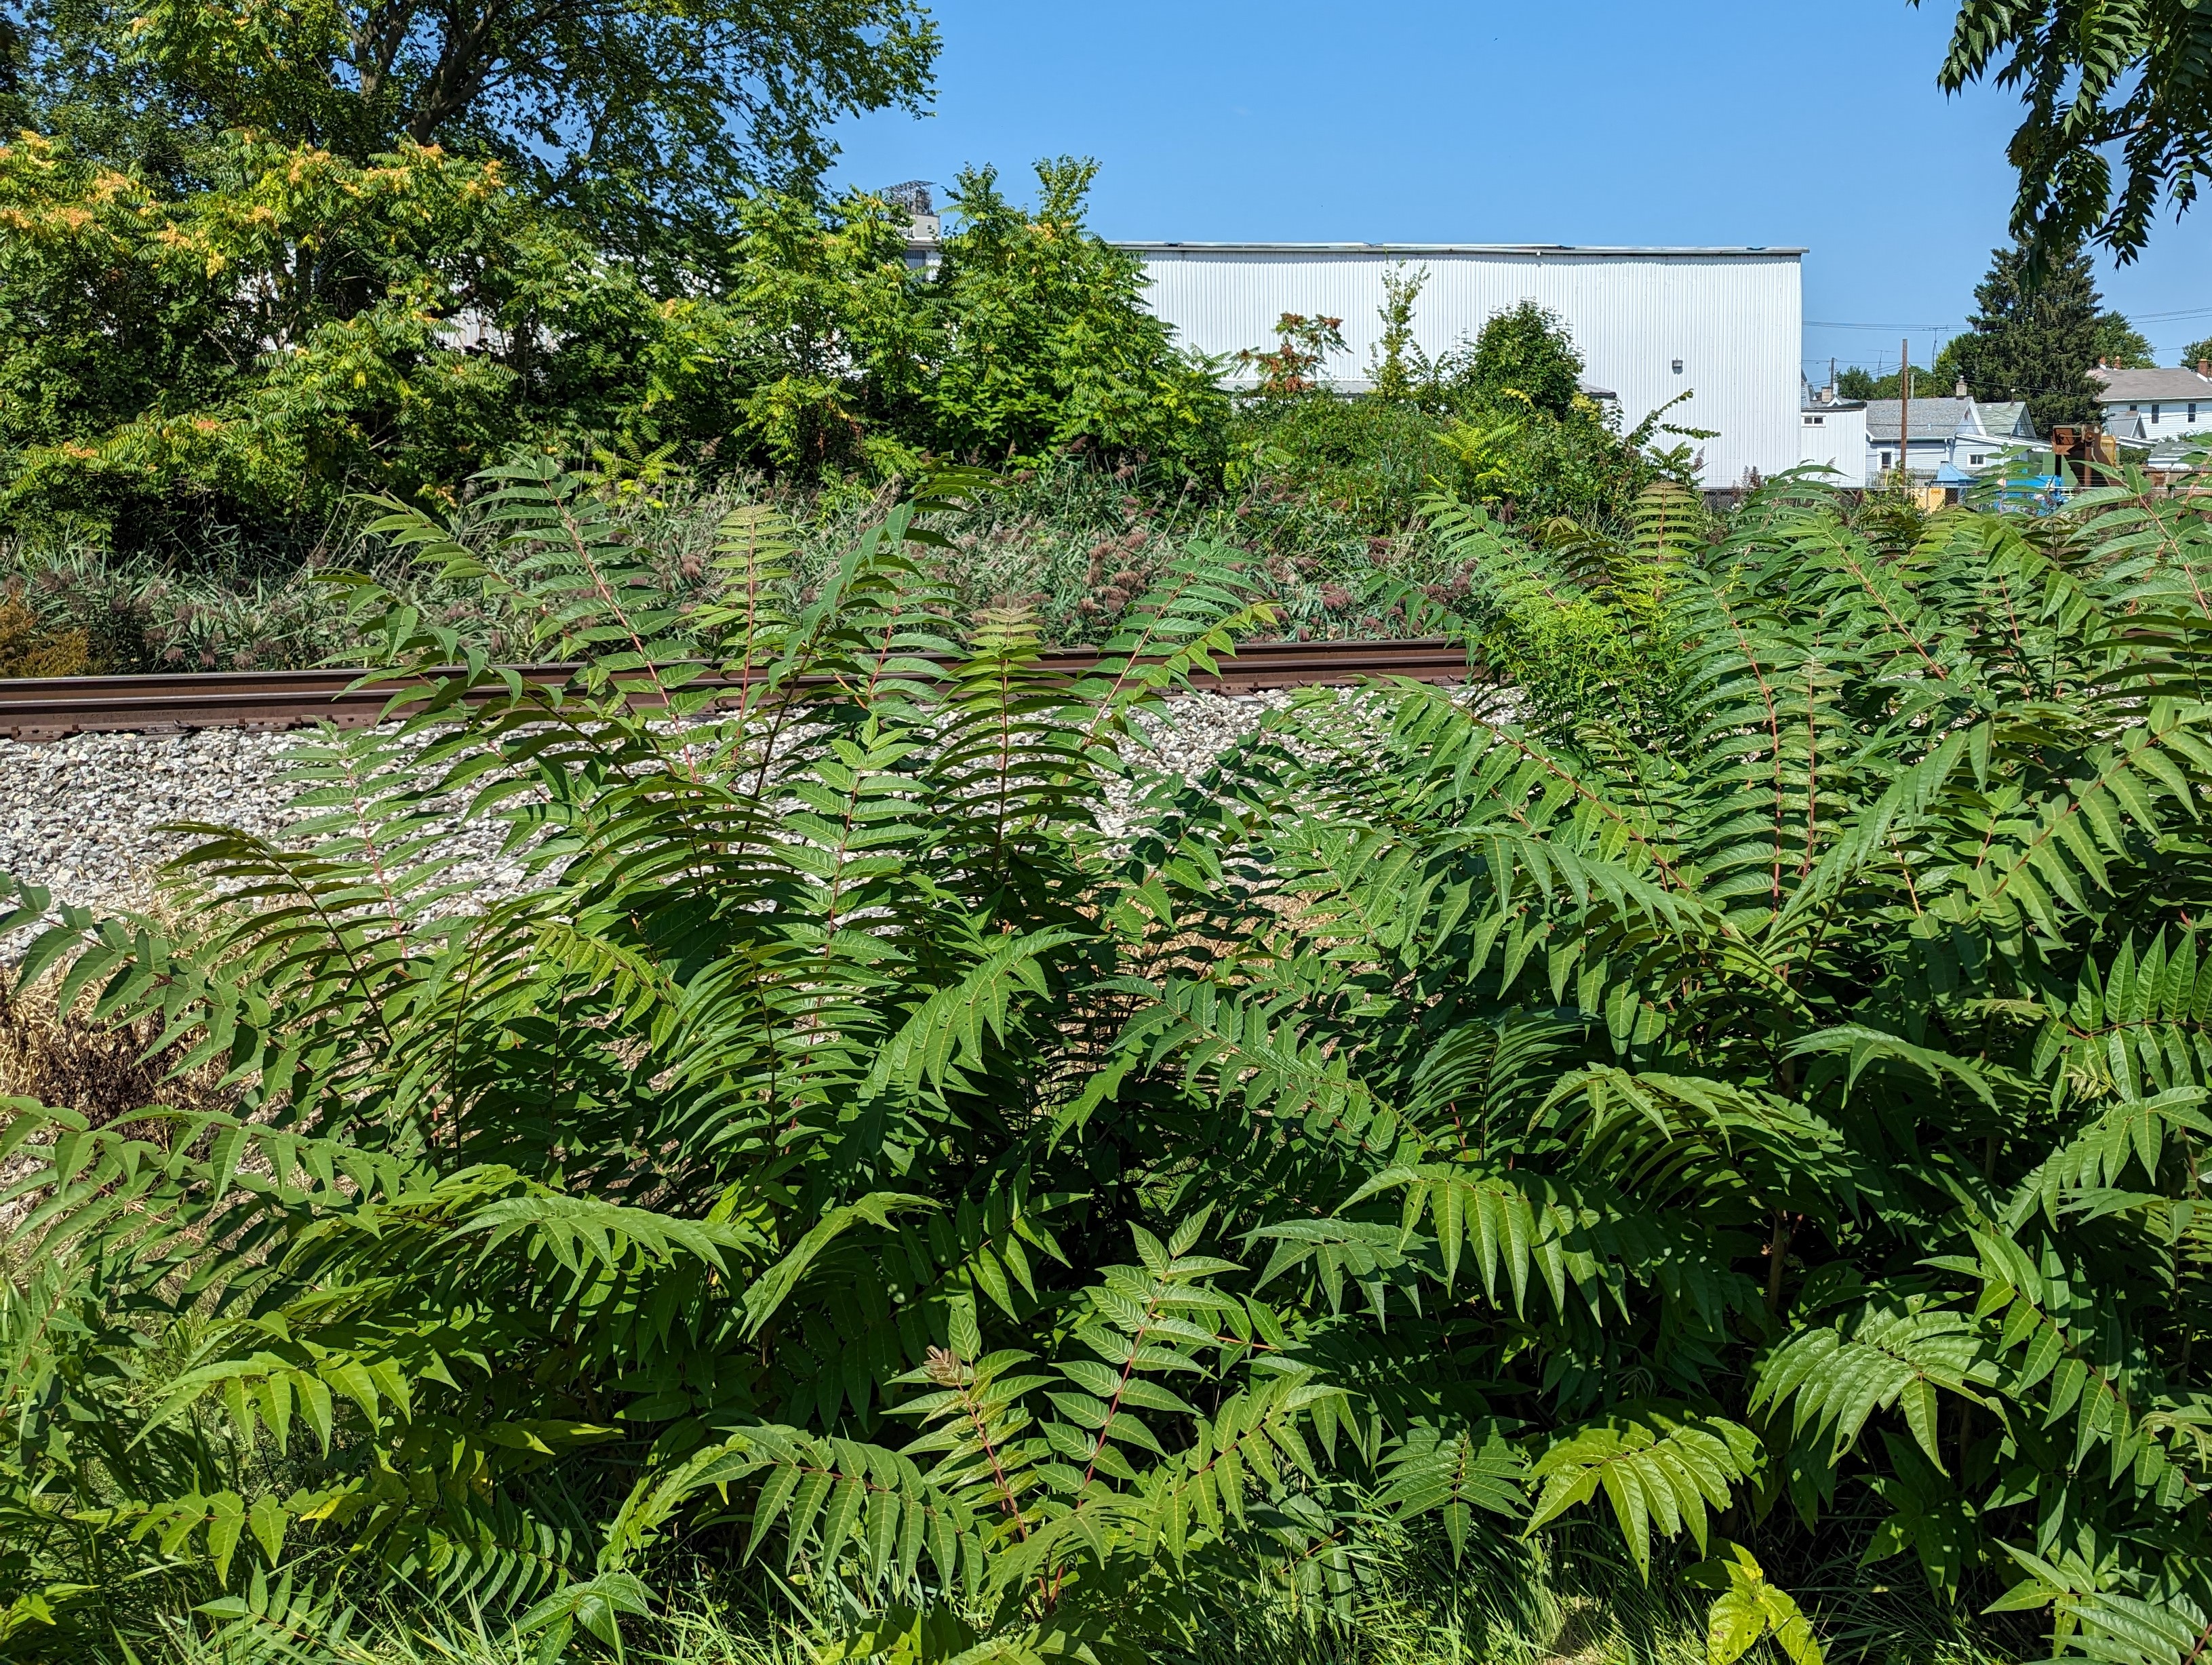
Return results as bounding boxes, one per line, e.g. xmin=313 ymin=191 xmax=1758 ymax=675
xmin=0 ymin=637 xmax=1476 ymax=742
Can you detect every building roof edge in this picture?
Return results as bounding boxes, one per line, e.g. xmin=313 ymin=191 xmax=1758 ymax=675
xmin=1116 ymin=241 xmax=1806 ymax=258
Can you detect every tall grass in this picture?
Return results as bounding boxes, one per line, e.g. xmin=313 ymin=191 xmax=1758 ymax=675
xmin=0 ymin=452 xmax=1577 ymax=675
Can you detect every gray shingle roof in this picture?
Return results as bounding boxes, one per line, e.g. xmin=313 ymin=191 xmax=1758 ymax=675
xmin=1864 ymin=399 xmax=2032 ymax=443
xmin=2093 ymin=367 xmax=2212 ymax=403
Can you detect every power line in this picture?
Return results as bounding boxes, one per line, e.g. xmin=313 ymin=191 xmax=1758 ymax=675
xmin=1805 ymin=319 xmax=1959 ymax=332
xmin=1810 ymin=304 xmax=2212 ymax=333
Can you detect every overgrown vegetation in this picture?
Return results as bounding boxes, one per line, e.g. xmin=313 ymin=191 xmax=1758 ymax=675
xmin=0 ymin=285 xmax=1697 ymax=672
xmin=1 ymin=0 xmax=1700 ymax=675
xmin=0 ymin=142 xmax=1226 ymax=553
xmin=5 ymin=457 xmax=2212 ymax=1662
xmin=1231 ymin=296 xmax=1703 ymax=536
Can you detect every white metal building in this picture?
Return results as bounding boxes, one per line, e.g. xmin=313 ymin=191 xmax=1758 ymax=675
xmin=1800 ymin=394 xmax=1868 ymax=487
xmin=1126 ymin=243 xmax=1804 ymax=489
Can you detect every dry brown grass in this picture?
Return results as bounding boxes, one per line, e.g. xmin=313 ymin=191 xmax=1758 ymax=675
xmin=0 ymin=974 xmax=235 ymax=1127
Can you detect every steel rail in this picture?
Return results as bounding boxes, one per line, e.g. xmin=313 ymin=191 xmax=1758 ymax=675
xmin=0 ymin=638 xmax=1476 ymax=742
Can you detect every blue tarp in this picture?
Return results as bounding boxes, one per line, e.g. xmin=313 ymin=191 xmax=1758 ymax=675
xmin=1992 ymin=473 xmax=2068 ymax=514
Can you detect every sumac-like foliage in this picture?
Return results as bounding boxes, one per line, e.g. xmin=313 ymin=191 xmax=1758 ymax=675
xmin=5 ymin=461 xmax=2212 ymax=1662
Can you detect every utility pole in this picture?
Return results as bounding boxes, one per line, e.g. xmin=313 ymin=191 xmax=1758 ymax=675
xmin=1897 ymin=337 xmax=1911 ymax=489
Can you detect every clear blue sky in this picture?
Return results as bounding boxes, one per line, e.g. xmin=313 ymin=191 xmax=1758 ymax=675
xmin=825 ymin=1 xmax=2212 ymax=380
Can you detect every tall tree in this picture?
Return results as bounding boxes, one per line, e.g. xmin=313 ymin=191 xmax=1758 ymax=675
xmin=1461 ymin=300 xmax=1584 ymax=418
xmin=1927 ymin=0 xmax=2212 ymax=267
xmin=1951 ymin=239 xmax=2105 ymax=434
xmin=2095 ymin=312 xmax=2157 ymax=367
xmin=13 ymin=0 xmax=936 ymax=255
xmin=0 ymin=10 xmax=20 ymax=105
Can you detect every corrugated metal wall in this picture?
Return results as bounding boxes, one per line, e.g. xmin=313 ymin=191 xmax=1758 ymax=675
xmin=1130 ymin=247 xmax=1802 ymax=489
xmin=1799 ymin=404 xmax=1866 ymax=487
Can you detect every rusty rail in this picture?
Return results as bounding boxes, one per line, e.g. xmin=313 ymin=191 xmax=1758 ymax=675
xmin=0 ymin=638 xmax=1476 ymax=742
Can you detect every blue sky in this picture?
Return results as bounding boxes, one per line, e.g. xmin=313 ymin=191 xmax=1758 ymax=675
xmin=825 ymin=1 xmax=2212 ymax=380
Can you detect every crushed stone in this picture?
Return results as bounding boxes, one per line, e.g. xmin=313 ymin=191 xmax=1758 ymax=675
xmin=0 ymin=696 xmax=1306 ymax=928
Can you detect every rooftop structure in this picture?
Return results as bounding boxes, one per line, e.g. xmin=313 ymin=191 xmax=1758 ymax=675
xmin=1800 ymin=387 xmax=1868 ymax=487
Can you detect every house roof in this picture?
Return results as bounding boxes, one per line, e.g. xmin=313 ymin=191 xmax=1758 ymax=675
xmin=1864 ymin=398 xmax=2032 ymax=443
xmin=2092 ymin=367 xmax=2212 ymax=403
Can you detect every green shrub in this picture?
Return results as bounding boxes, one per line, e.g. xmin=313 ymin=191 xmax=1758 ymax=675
xmin=1229 ymin=393 xmax=1452 ymax=534
xmin=1227 ymin=294 xmax=1699 ymax=542
xmin=1415 ymin=481 xmax=1701 ymax=742
xmin=0 ymin=134 xmax=551 ymax=542
xmin=1446 ymin=297 xmax=1585 ymax=417
xmin=914 ymin=161 xmax=1228 ymax=477
xmin=10 ymin=462 xmax=2212 ymax=1663
xmin=0 ymin=137 xmax=1226 ymax=555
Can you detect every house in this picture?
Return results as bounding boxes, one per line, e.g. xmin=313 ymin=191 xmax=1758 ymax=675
xmin=2091 ymin=364 xmax=2212 ymax=462
xmin=1800 ymin=387 xmax=1867 ymax=487
xmin=1124 ymin=243 xmax=1804 ymax=488
xmin=1863 ymin=396 xmax=2034 ymax=481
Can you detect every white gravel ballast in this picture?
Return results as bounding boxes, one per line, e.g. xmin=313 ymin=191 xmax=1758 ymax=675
xmin=0 ymin=693 xmax=1306 ymax=923
xmin=0 ymin=726 xmax=532 ymax=920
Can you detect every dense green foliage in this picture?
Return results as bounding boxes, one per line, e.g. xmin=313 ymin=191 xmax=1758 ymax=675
xmin=1950 ymin=239 xmax=2109 ymax=435
xmin=2096 ymin=314 xmax=2158 ymax=369
xmin=0 ymin=0 xmax=1690 ymax=648
xmin=0 ymin=135 xmax=582 ymax=546
xmin=1231 ymin=298 xmax=1700 ymax=538
xmin=0 ymin=0 xmax=1230 ymax=557
xmin=7 ymin=459 xmax=2212 ymax=1660
xmin=0 ymin=143 xmax=1226 ymax=553
xmin=1455 ymin=300 xmax=1587 ymax=418
xmin=0 ymin=226 xmax=1689 ymax=673
xmin=5 ymin=0 xmax=934 ymax=253
xmin=1929 ymin=0 xmax=2212 ymax=265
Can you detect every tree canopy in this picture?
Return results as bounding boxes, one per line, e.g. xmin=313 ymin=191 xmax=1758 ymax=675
xmin=8 ymin=0 xmax=937 ymax=252
xmin=0 ymin=139 xmax=1226 ymax=547
xmin=2094 ymin=312 xmax=2156 ymax=367
xmin=1928 ymin=0 xmax=2212 ymax=266
xmin=1950 ymin=238 xmax=2106 ymax=434
xmin=1459 ymin=300 xmax=1585 ymax=418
